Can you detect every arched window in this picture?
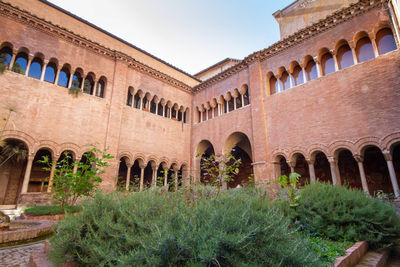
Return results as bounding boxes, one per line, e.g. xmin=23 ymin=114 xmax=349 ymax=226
xmin=44 ymin=62 xmax=57 ymax=83
xmin=171 ymin=106 xmax=177 ymax=118
xmin=0 ymin=47 xmax=12 ymax=69
xmin=356 ymin=37 xmax=375 ymax=63
xmin=197 ymin=108 xmax=201 ymax=123
xmin=58 ymin=66 xmax=70 ymax=87
xmin=305 ymin=60 xmax=318 ymax=81
xmin=83 ymin=75 xmax=95 ymax=95
xmin=157 ymin=102 xmax=163 ymax=116
xmin=178 ymin=110 xmax=183 ymax=121
xmin=133 ymin=93 xmax=141 ymax=109
xmin=292 ymin=66 xmax=304 ymax=86
xmin=243 ymin=89 xmax=250 ymax=105
xmin=228 ymin=98 xmax=234 ymax=112
xmin=213 ymin=105 xmax=218 ymax=117
xmin=280 ymin=71 xmax=291 ymax=90
xmin=321 ymin=53 xmax=335 ymax=75
xmin=184 ymin=108 xmax=189 ymax=123
xmin=150 ymin=98 xmax=157 ymax=114
xmin=13 ymin=52 xmax=28 ymax=75
xmin=127 ymin=90 xmax=133 ymax=106
xmin=235 ymin=95 xmax=242 ymax=109
xmin=337 ymin=44 xmax=354 ymax=69
xmin=71 ymin=72 xmax=82 ymax=88
xmin=376 ymin=28 xmax=397 ymax=55
xmin=95 ymin=78 xmax=106 ymax=98
xmin=269 ymin=76 xmax=278 ymax=94
xmin=223 ymin=99 xmax=228 ymax=113
xmin=202 ymin=109 xmax=207 ymax=121
xmin=28 ymin=57 xmax=43 ymax=79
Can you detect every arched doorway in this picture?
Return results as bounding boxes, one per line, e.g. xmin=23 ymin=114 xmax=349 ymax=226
xmin=117 ymin=157 xmax=129 ymax=190
xmin=293 ymin=153 xmax=310 ymax=186
xmin=337 ymin=149 xmax=362 ymax=190
xmin=157 ymin=162 xmax=168 ymax=187
xmin=363 ymin=146 xmax=392 ymax=196
xmin=131 ymin=159 xmax=142 ymax=191
xmin=393 ymin=143 xmax=400 ymax=187
xmin=313 ymin=151 xmax=332 ymax=183
xmin=223 ymin=132 xmax=254 ymax=188
xmin=29 ymin=149 xmax=52 ymax=192
xmin=143 ymin=162 xmax=154 ymax=189
xmin=0 ymin=139 xmax=28 ymax=205
xmin=275 ymin=155 xmax=290 ymax=179
xmin=195 ymin=140 xmax=215 ymax=185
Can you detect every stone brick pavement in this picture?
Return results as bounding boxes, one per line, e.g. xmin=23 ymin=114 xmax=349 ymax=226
xmin=0 ymin=242 xmax=44 ymax=267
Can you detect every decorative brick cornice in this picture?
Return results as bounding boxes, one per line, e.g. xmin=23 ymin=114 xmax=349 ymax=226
xmin=194 ymin=0 xmax=387 ymax=92
xmin=0 ymin=1 xmax=194 ymax=93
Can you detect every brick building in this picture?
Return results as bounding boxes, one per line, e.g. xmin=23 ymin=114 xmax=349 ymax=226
xmin=0 ymin=0 xmax=399 ymax=206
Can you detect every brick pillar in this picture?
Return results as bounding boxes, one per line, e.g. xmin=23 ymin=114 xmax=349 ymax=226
xmin=21 ymin=155 xmax=35 ymax=194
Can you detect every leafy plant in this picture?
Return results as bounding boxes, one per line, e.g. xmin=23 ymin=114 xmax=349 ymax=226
xmin=0 ymin=53 xmax=7 ymax=74
xmin=24 ymin=206 xmax=81 ymax=216
xmin=39 ymin=146 xmax=113 ymax=210
xmin=11 ymin=62 xmax=24 ymax=75
xmin=68 ymin=86 xmax=81 ymax=97
xmin=275 ymin=172 xmax=301 ymax=207
xmin=198 ymin=151 xmax=242 ymax=193
xmin=49 ymin=188 xmax=325 ymax=266
xmin=296 ymin=182 xmax=400 ymax=249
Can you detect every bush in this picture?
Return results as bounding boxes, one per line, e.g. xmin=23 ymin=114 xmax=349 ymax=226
xmin=24 ymin=206 xmax=81 ymax=216
xmin=296 ymin=182 xmax=400 ymax=249
xmin=49 ymin=188 xmax=325 ymax=266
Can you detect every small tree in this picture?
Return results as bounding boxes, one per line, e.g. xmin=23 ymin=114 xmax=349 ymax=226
xmin=39 ymin=146 xmax=113 ymax=210
xmin=199 ymin=152 xmax=242 ymax=193
xmin=275 ymin=172 xmax=301 ymax=207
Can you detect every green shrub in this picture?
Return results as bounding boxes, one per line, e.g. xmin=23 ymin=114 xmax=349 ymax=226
xmin=49 ymin=188 xmax=325 ymax=266
xmin=24 ymin=206 xmax=81 ymax=216
xmin=296 ymin=182 xmax=400 ymax=249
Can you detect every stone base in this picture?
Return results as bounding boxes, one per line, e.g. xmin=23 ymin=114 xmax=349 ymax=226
xmin=18 ymin=193 xmax=53 ymax=207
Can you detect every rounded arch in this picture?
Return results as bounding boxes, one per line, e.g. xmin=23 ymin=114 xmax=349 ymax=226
xmin=57 ymin=143 xmax=80 ymax=161
xmin=117 ymin=151 xmax=133 ymax=165
xmin=0 ymin=41 xmax=13 ymax=51
xmin=34 ymin=141 xmax=57 ymax=159
xmin=329 ymin=140 xmax=356 ymax=158
xmin=133 ymin=153 xmax=145 ymax=165
xmin=288 ymin=61 xmax=301 ymax=73
xmin=222 ymin=132 xmax=252 ymax=160
xmin=289 ymin=148 xmax=308 ymax=163
xmin=146 ymin=155 xmax=159 ymax=167
xmin=1 ymin=130 xmax=35 ymax=153
xmin=354 ymin=136 xmax=382 ymax=156
xmin=307 ymin=144 xmax=330 ymax=161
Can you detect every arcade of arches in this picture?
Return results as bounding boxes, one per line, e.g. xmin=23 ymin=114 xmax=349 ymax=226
xmin=274 ymin=143 xmax=400 ymax=197
xmin=195 ymin=132 xmax=254 ymax=189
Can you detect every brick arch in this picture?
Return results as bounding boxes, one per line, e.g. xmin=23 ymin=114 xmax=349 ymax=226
xmin=2 ymin=130 xmax=36 ymax=154
xmin=329 ymin=140 xmax=356 ymax=158
xmin=353 ymin=30 xmax=373 ymax=46
xmin=288 ymin=147 xmax=308 ymax=162
xmin=354 ymin=136 xmax=382 ymax=156
xmin=372 ymin=21 xmax=394 ymax=40
xmin=307 ymin=144 xmax=330 ymax=160
xmin=382 ymin=132 xmax=400 ymax=153
xmin=133 ymin=153 xmax=146 ymax=165
xmin=271 ymin=149 xmax=289 ymax=162
xmin=117 ymin=151 xmax=133 ymax=165
xmin=146 ymin=155 xmax=159 ymax=166
xmin=57 ymin=142 xmax=80 ymax=161
xmin=0 ymin=41 xmax=13 ymax=50
xmin=333 ymin=39 xmax=352 ymax=55
xmin=158 ymin=157 xmax=170 ymax=169
xmin=170 ymin=158 xmax=179 ymax=168
xmin=34 ymin=140 xmax=58 ymax=159
xmin=180 ymin=162 xmax=189 ymax=169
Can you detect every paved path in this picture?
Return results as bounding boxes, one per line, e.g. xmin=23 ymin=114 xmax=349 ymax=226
xmin=0 ymin=242 xmax=45 ymax=267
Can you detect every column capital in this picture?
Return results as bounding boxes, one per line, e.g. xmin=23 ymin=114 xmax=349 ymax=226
xmin=353 ymin=154 xmax=364 ymax=163
xmin=139 ymin=163 xmax=146 ymax=169
xmin=126 ymin=163 xmax=133 ymax=168
xmin=313 ymin=56 xmax=321 ymax=64
xmin=382 ymin=150 xmax=393 ymax=161
xmin=328 ymin=156 xmax=337 ymax=164
xmin=287 ymin=161 xmax=296 ymax=168
xmin=306 ymin=158 xmax=315 ymax=165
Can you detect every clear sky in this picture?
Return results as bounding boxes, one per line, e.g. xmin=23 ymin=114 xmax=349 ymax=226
xmin=47 ymin=0 xmax=294 ymax=75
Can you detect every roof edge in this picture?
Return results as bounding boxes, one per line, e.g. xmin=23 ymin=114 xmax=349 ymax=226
xmin=194 ymin=58 xmax=241 ymax=77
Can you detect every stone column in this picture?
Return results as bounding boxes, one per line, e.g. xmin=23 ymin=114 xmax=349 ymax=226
xmin=125 ymin=163 xmax=132 ymax=191
xmin=371 ymin=38 xmax=379 ymax=58
xmin=302 ymin=66 xmax=307 ymax=83
xmin=289 ymin=73 xmax=294 ymax=88
xmin=328 ymin=157 xmax=340 ymax=185
xmin=163 ymin=165 xmax=168 ymax=187
xmin=139 ymin=164 xmax=145 ymax=191
xmin=306 ymin=159 xmax=316 ymax=183
xmin=40 ymin=60 xmax=48 ymax=81
xmin=314 ymin=57 xmax=323 ymax=77
xmin=73 ymin=157 xmax=81 ymax=174
xmin=9 ymin=51 xmax=17 ymax=70
xmin=351 ymin=46 xmax=358 ymax=65
xmin=152 ymin=167 xmax=157 ymax=187
xmin=80 ymin=77 xmax=85 ymax=91
xmin=353 ymin=155 xmax=370 ymax=195
xmin=241 ymin=94 xmax=245 ymax=106
xmin=332 ymin=52 xmax=340 ymax=71
xmin=25 ymin=55 xmax=33 ymax=77
xmin=276 ymin=75 xmax=282 ymax=93
xmin=174 ymin=168 xmax=179 ymax=191
xmin=155 ymin=103 xmax=159 ymax=115
xmin=67 ymin=73 xmax=73 ymax=88
xmin=383 ymin=151 xmax=400 ymax=198
xmin=205 ymin=108 xmax=209 ymax=120
xmin=47 ymin=164 xmax=57 ymax=192
xmin=54 ymin=65 xmax=62 ymax=85
xmin=21 ymin=155 xmax=35 ymax=194
xmin=233 ymin=97 xmax=237 ymax=110
xmin=288 ymin=161 xmax=296 ymax=174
